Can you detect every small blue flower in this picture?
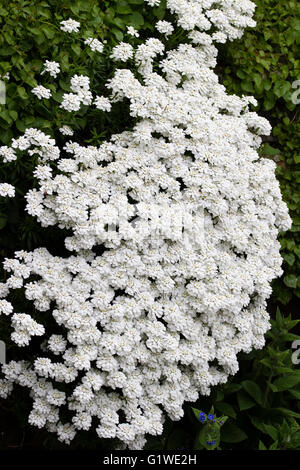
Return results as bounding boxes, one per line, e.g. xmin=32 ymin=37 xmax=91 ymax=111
xmin=207 ymin=414 xmax=215 ymax=422
xmin=199 ymin=412 xmax=206 ymax=422
xmin=206 ymin=440 xmax=217 ymax=446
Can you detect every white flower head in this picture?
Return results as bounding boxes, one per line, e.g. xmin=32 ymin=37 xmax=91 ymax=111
xmin=84 ymin=37 xmax=104 ymax=53
xmin=41 ymin=60 xmax=60 ymax=78
xmin=94 ymin=96 xmax=111 ymax=112
xmin=60 ymin=18 xmax=80 ymax=33
xmin=0 ymin=183 xmax=15 ymax=198
xmin=31 ymin=85 xmax=52 ymax=100
xmin=127 ymin=26 xmax=139 ymax=37
xmin=59 ymin=125 xmax=74 ymax=136
xmin=156 ymin=20 xmax=174 ymax=37
xmin=110 ymin=42 xmax=134 ymax=62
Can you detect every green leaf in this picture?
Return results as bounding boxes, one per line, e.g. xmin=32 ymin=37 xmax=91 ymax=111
xmin=273 ymin=374 xmax=300 ymax=391
xmin=0 ymin=46 xmax=14 ymax=56
xmin=71 ymin=44 xmax=81 ymax=56
xmin=283 ymin=253 xmax=295 ymax=266
xmin=262 ymin=424 xmax=278 ymax=441
xmin=259 ymin=440 xmax=267 ymax=450
xmin=153 ymin=0 xmax=166 ymax=20
xmin=192 ymin=407 xmax=201 ymax=421
xmin=254 ymin=74 xmax=264 ymax=93
xmin=241 ymin=80 xmax=254 ymax=93
xmin=264 ymin=93 xmax=276 ymax=110
xmin=284 ymin=274 xmax=298 ymax=289
xmin=17 ymin=86 xmax=28 ymax=100
xmin=288 ymin=389 xmax=300 ymax=400
xmin=275 ymin=408 xmax=300 ymax=420
xmin=221 ymin=423 xmax=247 ymax=443
xmin=128 ymin=11 xmax=144 ymax=27
xmin=269 ymin=440 xmax=278 ymax=450
xmin=8 ymin=110 xmax=18 ymax=121
xmin=116 ymin=4 xmax=132 ymax=14
xmin=262 ymin=144 xmax=281 ymax=156
xmin=0 ymin=217 xmax=7 ymax=229
xmin=294 ymin=155 xmax=300 ymax=164
xmin=273 ymin=80 xmax=291 ymax=98
xmin=250 ymin=417 xmax=267 ymax=433
xmin=237 ymin=390 xmax=256 ymax=411
xmin=223 ymin=383 xmax=242 ymax=394
xmin=241 ymin=380 xmax=263 ymax=405
xmin=0 ymin=109 xmax=12 ymax=125
xmin=215 ymin=402 xmax=236 ymax=419
xmin=42 ymin=25 xmax=55 ymax=39
xmin=16 ymin=119 xmax=26 ymax=132
xmin=112 ymin=28 xmax=124 ymax=41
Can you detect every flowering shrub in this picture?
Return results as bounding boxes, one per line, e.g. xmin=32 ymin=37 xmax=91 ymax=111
xmin=0 ymin=0 xmax=291 ymax=449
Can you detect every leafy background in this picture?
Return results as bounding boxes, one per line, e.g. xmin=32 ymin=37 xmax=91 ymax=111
xmin=0 ymin=0 xmax=299 ymax=450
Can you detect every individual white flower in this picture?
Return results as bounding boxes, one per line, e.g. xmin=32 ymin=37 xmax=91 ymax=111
xmin=84 ymin=37 xmax=104 ymax=53
xmin=31 ymin=85 xmax=52 ymax=100
xmin=60 ymin=18 xmax=80 ymax=33
xmin=0 ymin=146 xmax=17 ymax=162
xmin=0 ymin=299 xmax=13 ymax=315
xmin=94 ymin=96 xmax=111 ymax=112
xmin=48 ymin=335 xmax=67 ymax=355
xmin=0 ymin=380 xmax=13 ymax=398
xmin=127 ymin=26 xmax=139 ymax=37
xmin=60 ymin=93 xmax=81 ymax=112
xmin=59 ymin=125 xmax=74 ymax=136
xmin=110 ymin=42 xmax=134 ymax=62
xmin=33 ymin=165 xmax=53 ymax=180
xmin=144 ymin=0 xmax=160 ymax=6
xmin=56 ymin=423 xmax=76 ymax=444
xmin=212 ymin=31 xmax=228 ymax=43
xmin=188 ymin=31 xmax=212 ymax=45
xmin=0 ymin=183 xmax=15 ymax=197
xmin=155 ymin=20 xmax=174 ymax=37
xmin=41 ymin=60 xmax=60 ymax=78
xmin=70 ymin=75 xmax=90 ymax=94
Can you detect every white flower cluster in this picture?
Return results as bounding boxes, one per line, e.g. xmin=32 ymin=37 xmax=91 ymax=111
xmin=94 ymin=96 xmax=112 ymax=112
xmin=0 ymin=0 xmax=291 ymax=450
xmin=41 ymin=60 xmax=60 ymax=78
xmin=11 ymin=313 xmax=45 ymax=346
xmin=60 ymin=74 xmax=93 ymax=112
xmin=127 ymin=26 xmax=139 ymax=37
xmin=59 ymin=125 xmax=74 ymax=136
xmin=165 ymin=0 xmax=256 ymax=41
xmin=156 ymin=20 xmax=174 ymax=37
xmin=31 ymin=85 xmax=52 ymax=100
xmin=110 ymin=42 xmax=134 ymax=62
xmin=60 ymin=18 xmax=80 ymax=33
xmin=0 ymin=146 xmax=17 ymax=163
xmin=0 ymin=183 xmax=15 ymax=197
xmin=84 ymin=38 xmax=104 ymax=53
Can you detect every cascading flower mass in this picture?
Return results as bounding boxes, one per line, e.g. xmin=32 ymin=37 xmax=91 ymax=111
xmin=0 ymin=0 xmax=291 ymax=449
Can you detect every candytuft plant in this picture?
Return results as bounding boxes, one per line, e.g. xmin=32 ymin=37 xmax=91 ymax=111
xmin=0 ymin=0 xmax=292 ymax=450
